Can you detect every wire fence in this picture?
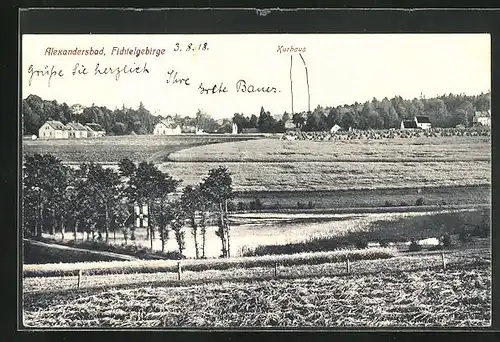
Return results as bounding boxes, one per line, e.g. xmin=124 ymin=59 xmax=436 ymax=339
xmin=23 ymin=248 xmax=490 ymax=295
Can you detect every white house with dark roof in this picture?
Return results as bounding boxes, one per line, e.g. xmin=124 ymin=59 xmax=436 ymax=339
xmin=153 ymin=119 xmax=182 ymax=135
xmin=85 ymin=123 xmax=106 ymax=137
xmin=38 ymin=120 xmax=70 ymax=139
xmin=414 ymin=116 xmax=431 ymax=129
xmin=400 ymin=120 xmax=418 ymax=129
xmin=66 ymin=122 xmax=88 ymax=138
xmin=473 ymin=110 xmax=491 ymax=127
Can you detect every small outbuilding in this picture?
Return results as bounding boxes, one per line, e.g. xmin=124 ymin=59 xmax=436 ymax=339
xmin=85 ymin=123 xmax=106 ymax=137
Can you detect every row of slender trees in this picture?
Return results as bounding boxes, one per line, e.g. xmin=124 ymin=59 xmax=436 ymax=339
xmin=23 ymin=154 xmax=234 ymax=258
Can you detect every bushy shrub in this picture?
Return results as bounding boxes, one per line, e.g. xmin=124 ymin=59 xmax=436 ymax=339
xmin=297 ymin=201 xmax=306 ymax=209
xmin=458 ymin=229 xmax=472 ymax=243
xmin=471 ymin=223 xmax=490 ymax=238
xmin=237 ymin=201 xmax=248 ymax=211
xmin=307 ymin=201 xmax=316 ymax=209
xmin=227 ymin=201 xmax=236 ymax=212
xmin=384 ymin=200 xmax=394 ymax=207
xmin=441 ymin=233 xmax=452 ymax=248
xmin=354 ymin=239 xmax=368 ymax=249
xmin=379 ymin=239 xmax=389 ymax=247
xmin=408 ymin=241 xmax=422 ymax=252
xmin=400 ymin=201 xmax=409 ymax=207
xmin=249 ymin=198 xmax=263 ymax=210
xmin=415 ymin=197 xmax=425 ymax=206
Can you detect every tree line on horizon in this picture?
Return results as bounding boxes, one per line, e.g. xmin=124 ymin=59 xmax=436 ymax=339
xmin=22 ymin=91 xmax=490 ymax=136
xmin=23 ymin=154 xmax=234 ymax=259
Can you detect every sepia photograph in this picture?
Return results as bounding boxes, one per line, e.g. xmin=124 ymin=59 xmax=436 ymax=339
xmin=20 ymin=19 xmax=491 ymax=328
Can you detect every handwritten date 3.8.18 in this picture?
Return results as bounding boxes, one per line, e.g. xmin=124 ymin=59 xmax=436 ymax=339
xmin=173 ymin=42 xmax=209 ymax=52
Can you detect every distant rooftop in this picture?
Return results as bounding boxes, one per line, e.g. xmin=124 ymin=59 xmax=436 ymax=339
xmin=415 ymin=116 xmax=431 ymax=124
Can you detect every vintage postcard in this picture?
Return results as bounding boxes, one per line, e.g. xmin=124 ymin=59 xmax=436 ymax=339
xmin=20 ymin=12 xmax=491 ymax=329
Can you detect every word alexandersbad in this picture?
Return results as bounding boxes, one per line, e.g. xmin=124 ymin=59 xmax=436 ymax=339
xmin=44 ymin=47 xmax=166 ymax=57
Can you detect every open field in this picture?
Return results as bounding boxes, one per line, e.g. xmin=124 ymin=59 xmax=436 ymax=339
xmin=22 ymin=248 xmax=491 ymax=327
xmin=159 ymin=160 xmax=490 ymax=192
xmin=168 ymin=136 xmax=491 ymax=162
xmin=23 ymin=134 xmax=262 ymax=164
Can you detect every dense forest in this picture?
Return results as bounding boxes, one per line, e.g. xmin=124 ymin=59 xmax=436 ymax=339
xmin=22 ymin=92 xmax=490 ymax=136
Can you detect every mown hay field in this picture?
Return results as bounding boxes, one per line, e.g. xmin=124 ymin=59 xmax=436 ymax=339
xmin=167 ymin=136 xmax=491 ymax=162
xmin=23 ymin=248 xmax=491 ymax=328
xmin=159 ymin=160 xmax=490 ymax=192
xmin=23 ymin=134 xmax=260 ymax=164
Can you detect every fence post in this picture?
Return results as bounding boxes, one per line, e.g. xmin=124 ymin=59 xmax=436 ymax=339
xmin=441 ymin=252 xmax=446 ymax=271
xmin=274 ymin=262 xmax=278 ymax=277
xmin=177 ymin=261 xmax=182 ymax=280
xmin=346 ymin=258 xmax=350 ymax=274
xmin=77 ymin=269 xmax=82 ymax=288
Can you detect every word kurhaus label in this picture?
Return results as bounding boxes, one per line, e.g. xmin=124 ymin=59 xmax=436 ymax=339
xmin=277 ymin=45 xmax=306 ymax=53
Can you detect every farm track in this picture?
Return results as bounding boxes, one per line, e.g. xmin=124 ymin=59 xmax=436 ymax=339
xmin=24 ymin=239 xmax=138 ymax=261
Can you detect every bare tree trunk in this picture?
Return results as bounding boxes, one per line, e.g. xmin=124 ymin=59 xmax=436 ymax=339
xmin=218 ymin=202 xmax=227 ymax=258
xmin=74 ymin=219 xmax=79 ymax=241
xmin=150 ymin=227 xmax=154 ymax=251
xmin=38 ymin=200 xmax=43 ymax=238
xmin=60 ymin=216 xmax=65 ymax=241
xmin=200 ymin=212 xmax=207 ymax=258
xmin=50 ymin=210 xmax=55 ymax=235
xmin=161 ymin=227 xmax=165 ymax=253
xmin=191 ymin=216 xmax=199 ymax=259
xmin=104 ymin=201 xmax=109 ymax=243
xmin=224 ymin=200 xmax=230 ymax=258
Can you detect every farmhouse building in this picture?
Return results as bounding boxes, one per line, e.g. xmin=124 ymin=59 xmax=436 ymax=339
xmin=153 ymin=120 xmax=182 ymax=135
xmin=85 ymin=123 xmax=106 ymax=137
xmin=400 ymin=120 xmax=418 ymax=129
xmin=473 ymin=110 xmax=491 ymax=126
xmin=66 ymin=122 xmax=88 ymax=138
xmin=330 ymin=124 xmax=342 ymax=134
xmin=414 ymin=116 xmax=432 ymax=129
xmin=38 ymin=120 xmax=70 ymax=139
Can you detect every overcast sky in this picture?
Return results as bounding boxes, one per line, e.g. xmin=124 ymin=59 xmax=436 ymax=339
xmin=22 ymin=34 xmax=490 ymax=119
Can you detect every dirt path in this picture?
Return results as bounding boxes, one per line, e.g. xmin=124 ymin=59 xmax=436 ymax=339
xmin=24 ymin=239 xmax=138 ymax=261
